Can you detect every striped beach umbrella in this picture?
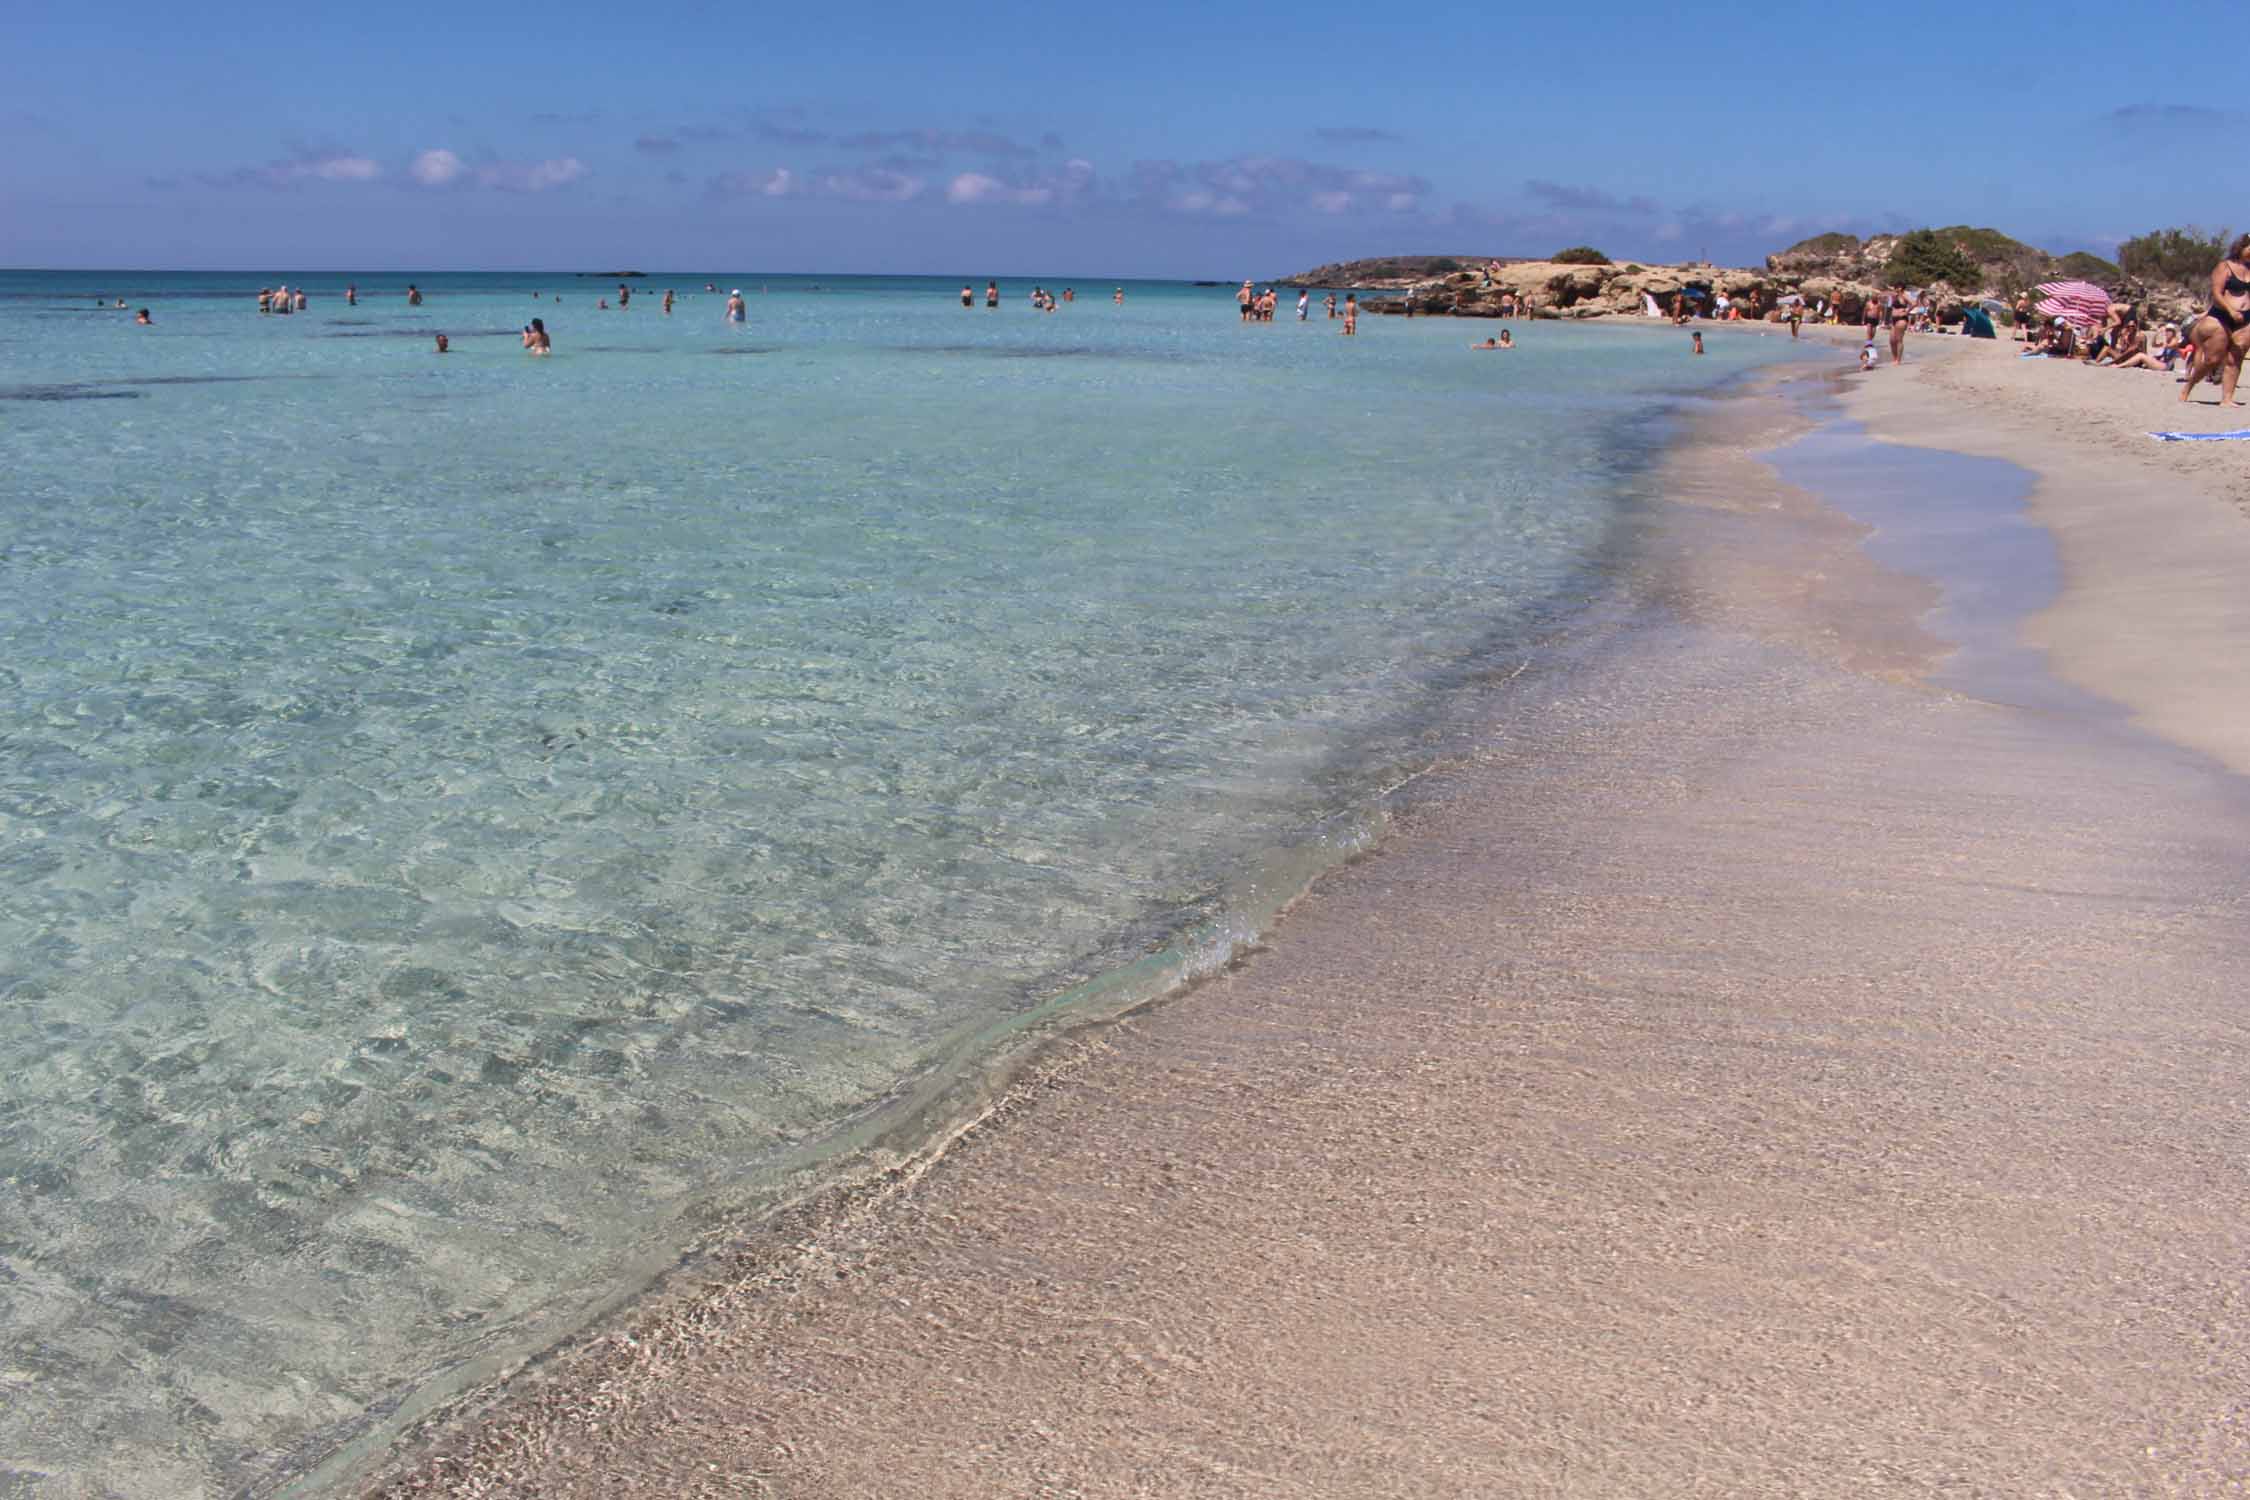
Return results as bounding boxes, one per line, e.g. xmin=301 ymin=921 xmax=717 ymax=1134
xmin=2034 ymin=279 xmax=2113 ymax=330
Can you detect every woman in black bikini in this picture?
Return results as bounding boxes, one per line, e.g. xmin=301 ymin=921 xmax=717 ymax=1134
xmin=2181 ymin=234 xmax=2250 ymax=405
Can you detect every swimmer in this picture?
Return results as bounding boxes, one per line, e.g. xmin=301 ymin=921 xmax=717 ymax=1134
xmin=705 ymin=282 xmax=716 ymax=292
xmin=1064 ymin=287 xmax=1074 ymax=302
xmin=598 ymin=298 xmax=609 ymax=309
xmin=1499 ymin=328 xmax=1512 ymax=347
xmin=407 ymin=283 xmax=423 ymax=306
xmin=1691 ymin=330 xmax=1704 ymax=355
xmin=725 ymin=289 xmax=747 ymax=323
xmin=522 ymin=317 xmax=550 ymax=355
xmin=135 ymin=308 xmax=151 ymax=325
xmin=434 ymin=332 xmax=449 ymax=353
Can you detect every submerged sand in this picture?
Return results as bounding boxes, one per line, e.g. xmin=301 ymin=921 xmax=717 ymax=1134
xmin=357 ymin=338 xmax=2250 ymax=1498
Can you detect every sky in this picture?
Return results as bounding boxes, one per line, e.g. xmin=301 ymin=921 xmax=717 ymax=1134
xmin=0 ymin=0 xmax=2222 ymax=277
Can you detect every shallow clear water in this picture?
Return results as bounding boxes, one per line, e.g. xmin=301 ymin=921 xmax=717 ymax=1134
xmin=0 ymin=270 xmax=1797 ymax=1494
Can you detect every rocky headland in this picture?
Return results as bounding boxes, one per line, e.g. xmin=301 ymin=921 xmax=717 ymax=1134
xmin=1284 ymin=230 xmax=2201 ymax=325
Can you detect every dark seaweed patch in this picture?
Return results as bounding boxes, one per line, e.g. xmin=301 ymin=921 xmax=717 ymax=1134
xmin=708 ymin=345 xmax=779 ymax=355
xmin=0 ymin=384 xmax=143 ymax=402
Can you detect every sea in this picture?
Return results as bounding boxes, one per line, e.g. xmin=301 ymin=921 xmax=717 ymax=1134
xmin=0 ymin=269 xmax=1806 ymax=1495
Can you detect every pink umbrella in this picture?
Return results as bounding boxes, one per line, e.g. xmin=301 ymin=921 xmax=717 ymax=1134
xmin=2034 ymin=279 xmax=2114 ymax=330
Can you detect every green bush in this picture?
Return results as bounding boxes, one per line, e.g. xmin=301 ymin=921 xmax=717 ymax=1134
xmin=1884 ymin=228 xmax=1982 ymax=288
xmin=1551 ymin=246 xmax=1611 ymax=265
xmin=1426 ymin=257 xmax=1463 ymax=273
xmin=2056 ymin=251 xmax=2122 ymax=284
xmin=1782 ymin=232 xmax=1860 ymax=257
xmin=2118 ymin=226 xmax=2232 ymax=284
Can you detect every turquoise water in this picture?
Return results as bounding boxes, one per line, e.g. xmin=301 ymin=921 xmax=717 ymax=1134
xmin=0 ymin=270 xmax=1795 ymax=1494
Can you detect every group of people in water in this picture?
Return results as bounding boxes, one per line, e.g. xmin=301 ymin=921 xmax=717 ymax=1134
xmin=1235 ymin=281 xmax=1359 ymax=333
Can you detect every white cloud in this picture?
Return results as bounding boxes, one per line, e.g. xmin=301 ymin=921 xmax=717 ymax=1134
xmin=411 ymin=148 xmax=464 ymax=186
xmin=761 ymin=168 xmax=797 ymax=196
xmin=816 ymin=167 xmax=925 ymax=202
xmin=521 ymin=156 xmax=586 ymax=190
xmin=1309 ymin=190 xmax=1353 ymax=215
xmin=410 ymin=149 xmax=586 ymax=192
xmin=306 ymin=155 xmax=381 ymax=182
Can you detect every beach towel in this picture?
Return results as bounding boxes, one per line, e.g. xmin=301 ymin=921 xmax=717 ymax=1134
xmin=2146 ymin=429 xmax=2250 ymax=442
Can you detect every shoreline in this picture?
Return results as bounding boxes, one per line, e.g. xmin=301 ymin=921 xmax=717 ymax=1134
xmin=356 ymin=344 xmax=2250 ymax=1496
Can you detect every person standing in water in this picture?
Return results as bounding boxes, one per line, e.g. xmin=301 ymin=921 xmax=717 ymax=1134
xmin=293 ymin=288 xmax=307 ymax=311
xmin=1237 ymin=279 xmax=1253 ymax=322
xmin=663 ymin=289 xmax=675 ymax=314
xmin=1296 ymin=289 xmax=1310 ymax=321
xmin=725 ymin=288 xmax=747 ymax=324
xmin=346 ymin=283 xmax=357 ymax=306
xmin=962 ymin=283 xmax=975 ymax=307
xmin=1325 ymin=291 xmax=1338 ymax=319
xmin=522 ymin=318 xmax=549 ymax=355
xmin=407 ymin=284 xmax=423 ymax=306
xmin=618 ymin=282 xmax=630 ymax=308
xmin=1113 ymin=286 xmax=1124 ymax=305
xmin=985 ymin=281 xmax=999 ymax=308
xmin=135 ymin=308 xmax=152 ymax=325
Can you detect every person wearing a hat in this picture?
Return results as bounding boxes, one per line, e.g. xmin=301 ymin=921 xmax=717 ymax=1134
xmin=725 ymin=289 xmax=746 ymax=324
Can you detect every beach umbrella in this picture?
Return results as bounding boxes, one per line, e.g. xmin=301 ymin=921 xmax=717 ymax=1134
xmin=2034 ymin=279 xmax=2112 ymax=330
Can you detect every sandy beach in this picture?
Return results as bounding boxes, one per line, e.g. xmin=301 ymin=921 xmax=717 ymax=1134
xmin=356 ymin=331 xmax=2250 ymax=1498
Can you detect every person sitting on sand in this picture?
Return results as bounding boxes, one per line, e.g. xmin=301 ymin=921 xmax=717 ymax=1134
xmin=2087 ymin=309 xmax=2142 ymax=366
xmin=2180 ymin=233 xmax=2250 ymax=405
xmin=134 ymin=308 xmax=151 ymax=325
xmin=522 ymin=317 xmax=549 ymax=355
xmin=1858 ymin=337 xmax=1878 ymax=370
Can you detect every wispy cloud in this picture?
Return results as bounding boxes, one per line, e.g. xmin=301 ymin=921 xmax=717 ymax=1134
xmin=1129 ymin=156 xmax=1429 ymax=219
xmin=1313 ymin=126 xmax=1404 ymax=145
xmin=634 ymin=134 xmax=682 ymax=154
xmin=199 ymin=149 xmax=383 ymax=189
xmin=411 ymin=148 xmax=586 ymax=191
xmin=530 ymin=109 xmax=601 ymax=126
xmin=708 ymin=167 xmax=803 ymax=199
xmin=1524 ymin=179 xmax=1658 ymax=216
xmin=2104 ymin=103 xmax=2231 ymax=129
xmin=839 ymin=127 xmax=1037 ymax=158
xmin=945 ymin=159 xmax=1096 ymax=208
xmin=816 ymin=166 xmax=927 ymax=202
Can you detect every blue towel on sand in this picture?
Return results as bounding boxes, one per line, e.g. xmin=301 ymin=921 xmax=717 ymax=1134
xmin=2147 ymin=429 xmax=2250 ymax=442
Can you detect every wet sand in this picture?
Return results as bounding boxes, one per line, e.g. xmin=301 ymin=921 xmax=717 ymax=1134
xmin=358 ymin=344 xmax=2250 ymax=1497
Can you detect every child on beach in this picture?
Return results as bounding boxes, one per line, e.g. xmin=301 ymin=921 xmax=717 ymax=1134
xmin=1858 ymin=338 xmax=1878 ymax=370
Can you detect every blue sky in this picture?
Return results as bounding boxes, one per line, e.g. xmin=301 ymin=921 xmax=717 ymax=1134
xmin=0 ymin=0 xmax=2219 ymax=275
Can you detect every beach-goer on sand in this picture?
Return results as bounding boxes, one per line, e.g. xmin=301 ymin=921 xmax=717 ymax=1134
xmin=2134 ymin=322 xmax=2187 ymax=372
xmin=522 ymin=317 xmax=549 ymax=355
xmin=2180 ymin=234 xmax=2250 ymax=404
xmin=1859 ymin=338 xmax=1877 ymax=370
xmin=1889 ymin=291 xmax=1911 ymax=365
xmin=434 ymin=333 xmax=449 ymax=353
xmin=2097 ymin=312 xmax=2150 ymax=368
xmin=1238 ymin=280 xmax=1254 ymax=321
xmin=725 ymin=289 xmax=747 ymax=324
xmin=985 ymin=281 xmax=999 ymax=308
xmin=135 ymin=308 xmax=151 ymax=325
xmin=407 ymin=284 xmax=422 ymax=306
xmin=2012 ymin=291 xmax=2033 ymax=341
xmin=1787 ymin=302 xmax=1803 ymax=339
xmin=2041 ymin=317 xmax=2079 ymax=358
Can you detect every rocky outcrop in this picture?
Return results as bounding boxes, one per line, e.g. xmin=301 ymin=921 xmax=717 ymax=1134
xmin=1335 ymin=259 xmax=1893 ymax=324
